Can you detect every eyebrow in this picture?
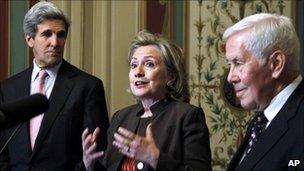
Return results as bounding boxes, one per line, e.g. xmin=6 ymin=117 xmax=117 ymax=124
xmin=130 ymin=56 xmax=155 ymax=60
xmin=40 ymin=29 xmax=66 ymax=34
xmin=227 ymin=56 xmax=240 ymax=62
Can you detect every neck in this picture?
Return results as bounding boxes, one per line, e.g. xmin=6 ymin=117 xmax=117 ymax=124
xmin=257 ymin=72 xmax=300 ymax=112
xmin=139 ymin=99 xmax=156 ymax=118
xmin=273 ymin=71 xmax=299 ymax=95
xmin=140 ymin=98 xmax=163 ymax=110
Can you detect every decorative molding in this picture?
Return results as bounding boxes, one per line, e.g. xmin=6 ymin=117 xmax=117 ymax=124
xmin=92 ymin=0 xmax=112 ymax=112
xmin=69 ymin=1 xmax=84 ymax=69
xmin=138 ymin=0 xmax=146 ymax=31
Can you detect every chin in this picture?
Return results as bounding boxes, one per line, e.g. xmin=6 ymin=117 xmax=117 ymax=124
xmin=240 ymin=102 xmax=256 ymax=111
xmin=47 ymin=58 xmax=62 ymax=67
xmin=131 ymin=91 xmax=146 ymax=98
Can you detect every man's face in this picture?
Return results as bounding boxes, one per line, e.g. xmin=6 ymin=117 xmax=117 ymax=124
xmin=26 ymin=19 xmax=67 ymax=68
xmin=225 ymin=31 xmax=274 ymax=111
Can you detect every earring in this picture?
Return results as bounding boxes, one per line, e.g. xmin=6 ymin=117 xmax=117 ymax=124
xmin=166 ymin=82 xmax=174 ymax=91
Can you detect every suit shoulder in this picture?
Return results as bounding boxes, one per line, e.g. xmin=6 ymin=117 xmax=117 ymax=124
xmin=0 ymin=68 xmax=32 ymax=88
xmin=113 ymin=104 xmax=139 ymax=117
xmin=62 ymin=61 xmax=103 ymax=83
xmin=170 ymin=101 xmax=204 ymax=114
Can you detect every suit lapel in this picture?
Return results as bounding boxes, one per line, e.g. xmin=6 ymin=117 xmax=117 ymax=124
xmin=126 ymin=108 xmax=142 ymax=132
xmin=2 ymin=67 xmax=34 ymax=158
xmin=14 ymin=68 xmax=33 ymax=154
xmin=31 ymin=61 xmax=75 ymax=157
xmin=238 ymin=80 xmax=304 ymax=170
xmin=239 ymin=117 xmax=288 ymax=170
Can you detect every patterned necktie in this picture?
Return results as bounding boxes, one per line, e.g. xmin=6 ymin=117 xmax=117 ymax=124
xmin=244 ymin=111 xmax=268 ymax=155
xmin=29 ymin=70 xmax=48 ymax=150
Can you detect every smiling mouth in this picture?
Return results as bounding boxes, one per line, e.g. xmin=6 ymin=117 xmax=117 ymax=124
xmin=135 ymin=81 xmax=148 ymax=86
xmin=235 ymin=88 xmax=245 ymax=97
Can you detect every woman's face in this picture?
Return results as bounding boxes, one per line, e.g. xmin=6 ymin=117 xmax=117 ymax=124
xmin=129 ymin=45 xmax=170 ymax=101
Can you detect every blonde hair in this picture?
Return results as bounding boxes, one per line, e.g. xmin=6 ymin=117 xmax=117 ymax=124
xmin=128 ymin=30 xmax=189 ymax=102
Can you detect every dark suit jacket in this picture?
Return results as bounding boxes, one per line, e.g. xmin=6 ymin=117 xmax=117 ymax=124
xmin=0 ymin=60 xmax=109 ymax=171
xmin=227 ymin=80 xmax=304 ymax=171
xmin=102 ymin=97 xmax=211 ymax=171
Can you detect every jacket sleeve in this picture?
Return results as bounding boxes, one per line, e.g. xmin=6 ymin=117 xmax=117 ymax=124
xmin=83 ymin=79 xmax=109 ymax=151
xmin=156 ymin=107 xmax=212 ymax=171
xmin=74 ymin=79 xmax=109 ymax=171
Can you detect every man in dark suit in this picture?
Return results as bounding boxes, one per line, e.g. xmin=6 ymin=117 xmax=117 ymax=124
xmin=223 ymin=13 xmax=304 ymax=171
xmin=0 ymin=2 xmax=109 ymax=170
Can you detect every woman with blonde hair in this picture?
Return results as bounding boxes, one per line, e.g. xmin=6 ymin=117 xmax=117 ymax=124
xmin=81 ymin=30 xmax=211 ymax=171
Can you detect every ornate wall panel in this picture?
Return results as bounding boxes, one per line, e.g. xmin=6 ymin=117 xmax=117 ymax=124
xmin=188 ymin=1 xmax=294 ymax=170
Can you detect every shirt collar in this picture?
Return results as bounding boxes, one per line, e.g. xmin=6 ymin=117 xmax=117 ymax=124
xmin=135 ymin=96 xmax=174 ymax=117
xmin=264 ymin=75 xmax=303 ymax=123
xmin=31 ymin=59 xmax=62 ymax=82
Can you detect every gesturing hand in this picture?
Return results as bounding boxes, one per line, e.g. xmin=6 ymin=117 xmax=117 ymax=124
xmin=113 ymin=123 xmax=160 ymax=169
xmin=82 ymin=127 xmax=104 ymax=171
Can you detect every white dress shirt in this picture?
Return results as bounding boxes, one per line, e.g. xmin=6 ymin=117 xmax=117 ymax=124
xmin=30 ymin=59 xmax=62 ymax=98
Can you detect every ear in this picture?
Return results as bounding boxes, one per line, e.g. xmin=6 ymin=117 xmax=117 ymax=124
xmin=25 ymin=35 xmax=34 ymax=47
xmin=166 ymin=72 xmax=176 ymax=86
xmin=269 ymin=50 xmax=286 ymax=79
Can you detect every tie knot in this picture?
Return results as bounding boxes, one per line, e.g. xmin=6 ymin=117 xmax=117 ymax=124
xmin=38 ymin=70 xmax=48 ymax=80
xmin=255 ymin=112 xmax=268 ymax=130
xmin=256 ymin=111 xmax=268 ymax=123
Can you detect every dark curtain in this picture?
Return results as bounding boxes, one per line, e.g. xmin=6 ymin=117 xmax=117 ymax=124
xmin=297 ymin=1 xmax=304 ymax=75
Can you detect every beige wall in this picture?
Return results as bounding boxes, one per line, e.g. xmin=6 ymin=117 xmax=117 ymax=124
xmin=50 ymin=0 xmax=139 ymax=117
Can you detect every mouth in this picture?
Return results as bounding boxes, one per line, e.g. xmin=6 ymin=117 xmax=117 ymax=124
xmin=46 ymin=51 xmax=59 ymax=54
xmin=134 ymin=81 xmax=148 ymax=86
xmin=235 ymin=88 xmax=246 ymax=97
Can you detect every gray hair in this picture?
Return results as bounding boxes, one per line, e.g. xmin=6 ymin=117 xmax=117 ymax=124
xmin=23 ymin=1 xmax=70 ymax=38
xmin=223 ymin=13 xmax=300 ymax=71
xmin=128 ymin=30 xmax=189 ymax=102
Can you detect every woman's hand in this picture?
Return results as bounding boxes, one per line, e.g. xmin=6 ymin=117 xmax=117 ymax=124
xmin=82 ymin=127 xmax=104 ymax=171
xmin=113 ymin=124 xmax=160 ymax=169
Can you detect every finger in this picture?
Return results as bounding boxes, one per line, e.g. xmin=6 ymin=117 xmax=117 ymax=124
xmin=118 ymin=127 xmax=135 ymax=140
xmin=146 ymin=123 xmax=154 ymax=141
xmin=113 ymin=140 xmax=132 ymax=156
xmin=113 ymin=140 xmax=129 ymax=153
xmin=86 ymin=142 xmax=99 ymax=155
xmin=130 ymin=136 xmax=141 ymax=149
xmin=85 ymin=142 xmax=104 ymax=160
xmin=112 ymin=140 xmax=123 ymax=149
xmin=82 ymin=128 xmax=89 ymax=141
xmin=114 ymin=132 xmax=131 ymax=146
xmin=90 ymin=151 xmax=104 ymax=159
xmin=92 ymin=127 xmax=101 ymax=142
xmin=83 ymin=134 xmax=92 ymax=151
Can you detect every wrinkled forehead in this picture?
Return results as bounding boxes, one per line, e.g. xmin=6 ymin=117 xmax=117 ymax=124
xmin=36 ymin=19 xmax=66 ymax=32
xmin=131 ymin=45 xmax=161 ymax=59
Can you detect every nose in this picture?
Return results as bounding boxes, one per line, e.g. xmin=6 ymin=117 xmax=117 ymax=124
xmin=227 ymin=65 xmax=239 ymax=84
xmin=50 ymin=34 xmax=59 ymax=47
xmin=134 ymin=65 xmax=144 ymax=77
